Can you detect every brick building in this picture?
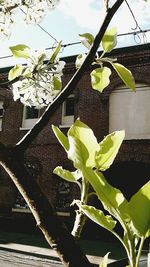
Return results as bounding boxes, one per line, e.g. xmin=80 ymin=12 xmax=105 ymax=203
xmin=0 ymin=43 xmax=150 ymax=230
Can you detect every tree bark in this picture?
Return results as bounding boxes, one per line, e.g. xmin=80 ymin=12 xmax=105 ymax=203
xmin=0 ymin=1 xmax=125 ymax=266
xmin=0 ymin=145 xmax=92 ymax=267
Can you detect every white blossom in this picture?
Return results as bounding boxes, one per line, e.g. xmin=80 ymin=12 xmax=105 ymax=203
xmin=0 ymin=0 xmax=60 ymax=38
xmin=0 ymin=11 xmax=12 ymax=39
xmin=12 ymin=51 xmax=65 ymax=108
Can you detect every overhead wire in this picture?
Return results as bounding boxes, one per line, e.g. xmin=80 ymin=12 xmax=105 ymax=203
xmin=0 ymin=28 xmax=150 ymax=61
xmin=0 ymin=2 xmax=149 ymax=61
xmin=19 ymin=8 xmax=58 ymax=43
xmin=125 ymin=0 xmax=147 ymax=44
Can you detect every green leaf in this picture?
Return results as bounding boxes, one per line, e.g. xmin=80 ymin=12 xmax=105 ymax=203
xmin=75 ymin=54 xmax=86 ymax=69
xmin=68 ymin=119 xmax=99 ymax=168
xmin=38 ymin=53 xmax=47 ymax=65
xmin=79 ymin=33 xmax=94 ymax=49
xmin=77 ymin=203 xmax=116 ymax=231
xmin=9 ymin=44 xmax=31 ymax=59
xmin=53 ymin=76 xmax=62 ymax=90
xmin=8 ymin=64 xmax=23 ymax=81
xmin=102 ymin=27 xmax=117 ymax=53
xmin=52 ymin=125 xmax=69 ymax=152
xmin=99 ymin=253 xmax=110 ymax=267
xmin=91 ymin=67 xmax=111 ymax=92
xmin=112 ymin=63 xmax=135 ymax=91
xmin=49 ymin=41 xmax=62 ymax=63
xmin=128 ymin=181 xmax=150 ymax=237
xmin=82 ymin=167 xmax=128 ymax=222
xmin=96 ymin=131 xmax=125 ymax=171
xmin=53 ymin=166 xmax=81 ymax=182
xmin=22 ymin=67 xmax=32 ymax=78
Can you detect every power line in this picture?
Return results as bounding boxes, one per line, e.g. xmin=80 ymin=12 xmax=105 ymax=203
xmin=0 ymin=28 xmax=150 ymax=61
xmin=125 ymin=0 xmax=147 ymax=44
xmin=125 ymin=0 xmax=141 ymax=31
xmin=36 ymin=24 xmax=58 ymax=43
xmin=20 ymin=8 xmax=58 ymax=43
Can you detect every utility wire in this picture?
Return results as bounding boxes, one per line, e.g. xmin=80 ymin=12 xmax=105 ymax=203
xmin=125 ymin=0 xmax=141 ymax=31
xmin=0 ymin=28 xmax=150 ymax=61
xmin=36 ymin=24 xmax=58 ymax=43
xmin=0 ymin=2 xmax=148 ymax=61
xmin=125 ymin=0 xmax=147 ymax=43
xmin=20 ymin=8 xmax=58 ymax=43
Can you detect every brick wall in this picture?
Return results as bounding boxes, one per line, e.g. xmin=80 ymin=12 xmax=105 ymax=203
xmin=0 ymin=43 xmax=150 ymax=216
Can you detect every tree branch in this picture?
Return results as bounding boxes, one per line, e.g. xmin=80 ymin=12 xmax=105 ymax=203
xmin=0 ymin=148 xmax=93 ymax=267
xmin=14 ymin=0 xmax=125 ymax=154
xmin=0 ymin=1 xmax=125 ymax=266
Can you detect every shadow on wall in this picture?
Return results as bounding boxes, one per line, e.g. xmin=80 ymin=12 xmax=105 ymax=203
xmin=81 ymin=161 xmax=150 ymax=242
xmin=104 ymin=161 xmax=150 ymax=200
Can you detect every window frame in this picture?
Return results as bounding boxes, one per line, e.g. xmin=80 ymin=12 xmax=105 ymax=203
xmin=61 ymin=94 xmax=75 ymax=127
xmin=0 ymin=101 xmax=4 ymax=131
xmin=109 ymin=84 xmax=150 ymax=140
xmin=21 ymin=106 xmax=41 ymax=130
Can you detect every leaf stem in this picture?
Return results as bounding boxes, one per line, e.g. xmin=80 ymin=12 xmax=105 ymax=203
xmin=135 ymin=237 xmax=145 ymax=267
xmin=71 ymin=176 xmax=89 ymax=239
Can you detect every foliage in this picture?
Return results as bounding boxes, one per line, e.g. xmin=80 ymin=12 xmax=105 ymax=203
xmin=8 ymin=27 xmax=135 ymax=109
xmin=53 ymin=119 xmax=150 ymax=267
xmin=0 ymin=1 xmax=149 ymax=267
xmin=76 ymin=27 xmax=135 ymax=92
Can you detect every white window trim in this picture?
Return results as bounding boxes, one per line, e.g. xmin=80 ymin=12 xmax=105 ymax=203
xmin=61 ymin=94 xmax=74 ymax=127
xmin=0 ymin=101 xmax=4 ymax=131
xmin=20 ymin=106 xmax=40 ymax=130
xmin=109 ymin=84 xmax=150 ymax=140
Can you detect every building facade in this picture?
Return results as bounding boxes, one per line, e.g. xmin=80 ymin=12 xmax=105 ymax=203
xmin=0 ymin=43 xmax=150 ymax=223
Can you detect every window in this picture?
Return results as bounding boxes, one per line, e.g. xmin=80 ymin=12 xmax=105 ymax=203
xmin=109 ymin=84 xmax=150 ymax=139
xmin=13 ymin=158 xmax=41 ymax=211
xmin=61 ymin=95 xmax=75 ymax=126
xmin=0 ymin=101 xmax=4 ymax=130
xmin=21 ymin=106 xmax=40 ymax=129
xmin=55 ymin=180 xmax=71 ymax=212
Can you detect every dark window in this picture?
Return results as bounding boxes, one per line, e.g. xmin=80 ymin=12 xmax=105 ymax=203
xmin=13 ymin=159 xmax=41 ymax=210
xmin=26 ymin=106 xmax=39 ymax=119
xmin=65 ymin=97 xmax=74 ymax=116
xmin=0 ymin=108 xmax=3 ymax=117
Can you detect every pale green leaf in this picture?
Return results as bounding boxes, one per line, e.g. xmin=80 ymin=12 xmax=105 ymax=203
xmin=22 ymin=67 xmax=32 ymax=78
xmin=128 ymin=181 xmax=150 ymax=237
xmin=38 ymin=53 xmax=47 ymax=66
xmin=102 ymin=27 xmax=117 ymax=53
xmin=52 ymin=125 xmax=69 ymax=152
xmin=75 ymin=54 xmax=86 ymax=69
xmin=9 ymin=44 xmax=31 ymax=59
xmin=53 ymin=76 xmax=62 ymax=90
xmin=49 ymin=41 xmax=62 ymax=63
xmin=82 ymin=167 xmax=128 ymax=221
xmin=79 ymin=33 xmax=94 ymax=49
xmin=68 ymin=119 xmax=99 ymax=168
xmin=8 ymin=64 xmax=23 ymax=81
xmin=77 ymin=203 xmax=116 ymax=231
xmin=96 ymin=131 xmax=125 ymax=171
xmin=91 ymin=67 xmax=111 ymax=92
xmin=112 ymin=63 xmax=135 ymax=91
xmin=53 ymin=166 xmax=81 ymax=182
xmin=99 ymin=253 xmax=110 ymax=267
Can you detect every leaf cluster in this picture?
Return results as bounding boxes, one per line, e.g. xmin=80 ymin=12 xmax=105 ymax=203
xmin=52 ymin=119 xmax=150 ymax=267
xmin=76 ymin=28 xmax=135 ymax=93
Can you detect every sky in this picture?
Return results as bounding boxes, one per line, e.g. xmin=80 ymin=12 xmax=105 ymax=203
xmin=0 ymin=0 xmax=150 ymax=68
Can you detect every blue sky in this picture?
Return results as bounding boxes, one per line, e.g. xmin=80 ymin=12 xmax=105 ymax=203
xmin=0 ymin=0 xmax=150 ymax=67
